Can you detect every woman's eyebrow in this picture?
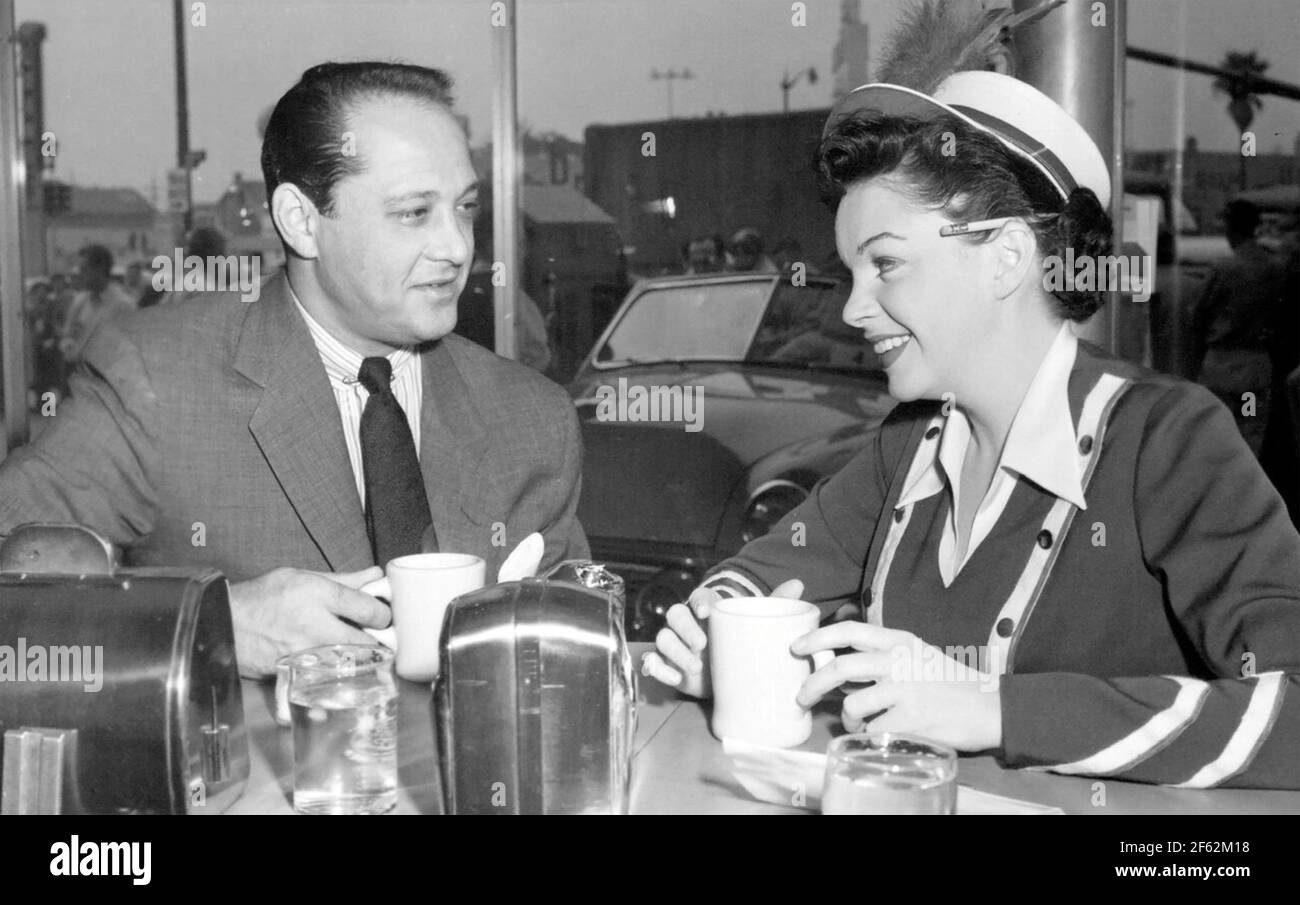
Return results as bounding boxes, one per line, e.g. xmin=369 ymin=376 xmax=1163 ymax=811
xmin=856 ymin=231 xmax=906 ymax=255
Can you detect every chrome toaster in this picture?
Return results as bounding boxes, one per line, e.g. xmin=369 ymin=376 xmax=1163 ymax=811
xmin=433 ymin=575 xmax=636 ymax=814
xmin=0 ymin=524 xmax=248 ymax=814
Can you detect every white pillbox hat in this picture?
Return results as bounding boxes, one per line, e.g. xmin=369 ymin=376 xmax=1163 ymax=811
xmin=825 ymin=70 xmax=1111 ymax=209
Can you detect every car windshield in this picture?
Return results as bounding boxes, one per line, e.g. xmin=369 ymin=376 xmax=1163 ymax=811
xmin=595 ymin=280 xmax=771 ymax=364
xmin=594 ymin=278 xmax=881 ymax=372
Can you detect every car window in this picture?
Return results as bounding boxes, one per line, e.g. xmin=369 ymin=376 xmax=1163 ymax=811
xmin=747 ymin=281 xmax=881 ymax=372
xmin=596 ymin=280 xmax=772 ymax=364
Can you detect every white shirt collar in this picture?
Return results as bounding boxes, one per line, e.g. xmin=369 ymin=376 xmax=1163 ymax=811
xmin=289 ymin=284 xmax=415 ymax=386
xmin=898 ymin=321 xmax=1085 ymax=510
xmin=999 ymin=321 xmax=1084 ymax=508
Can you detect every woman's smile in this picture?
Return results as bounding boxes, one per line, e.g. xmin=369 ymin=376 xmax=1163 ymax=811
xmin=869 ymin=332 xmax=913 ymax=367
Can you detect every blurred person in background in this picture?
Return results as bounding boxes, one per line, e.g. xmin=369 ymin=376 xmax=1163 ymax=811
xmin=1190 ymin=200 xmax=1289 ymax=456
xmin=58 ymin=244 xmax=137 ymax=370
xmin=1261 ymin=239 xmax=1300 ymax=526
xmin=124 ymin=260 xmax=150 ymax=305
xmin=453 ymin=202 xmax=553 ymax=374
xmin=454 ymin=250 xmax=553 ymax=374
xmin=770 ymin=237 xmax=816 ymax=275
xmin=684 ymin=234 xmax=726 ymax=274
xmin=726 ymin=227 xmax=778 ymax=273
xmin=141 ymin=226 xmax=230 ymax=307
xmin=25 ymin=280 xmax=66 ymax=405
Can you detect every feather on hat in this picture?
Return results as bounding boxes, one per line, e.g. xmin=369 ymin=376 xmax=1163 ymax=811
xmin=826 ymin=0 xmax=1110 ymax=207
xmin=875 ymin=0 xmax=1014 ymax=91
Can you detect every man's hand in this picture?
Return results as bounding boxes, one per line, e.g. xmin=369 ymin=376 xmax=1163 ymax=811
xmin=792 ymin=622 xmax=1003 ymax=752
xmin=228 ymin=566 xmax=392 ymax=678
xmin=640 ymin=578 xmax=806 ymax=699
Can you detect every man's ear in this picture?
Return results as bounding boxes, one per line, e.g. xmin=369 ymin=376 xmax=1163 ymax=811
xmin=270 ymin=183 xmax=323 ymax=260
xmin=990 ymin=219 xmax=1039 ymax=301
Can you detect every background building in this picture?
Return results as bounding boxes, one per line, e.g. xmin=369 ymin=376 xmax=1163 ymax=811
xmin=832 ymin=0 xmax=871 ymax=103
xmin=43 ymin=185 xmax=169 ymax=275
xmin=584 ymin=109 xmax=835 ymax=276
xmin=1128 ymin=134 xmax=1300 ymax=233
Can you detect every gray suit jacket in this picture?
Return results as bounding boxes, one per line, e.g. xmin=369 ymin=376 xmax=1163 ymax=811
xmin=0 ymin=271 xmax=588 ymax=582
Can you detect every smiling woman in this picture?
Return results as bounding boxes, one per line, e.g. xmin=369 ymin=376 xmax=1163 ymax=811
xmin=819 ymin=109 xmax=1112 ymax=407
xmin=647 ymin=70 xmax=1300 ymax=792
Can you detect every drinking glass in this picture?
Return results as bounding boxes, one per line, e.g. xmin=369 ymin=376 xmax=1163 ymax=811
xmin=822 ymin=733 xmax=957 ymax=815
xmin=289 ymin=644 xmax=398 ymax=815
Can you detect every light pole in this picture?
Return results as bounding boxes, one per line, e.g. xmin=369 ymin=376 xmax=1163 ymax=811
xmin=173 ymin=0 xmax=191 ymax=237
xmin=1013 ymin=0 xmax=1123 ymax=357
xmin=780 ymin=67 xmax=818 ymax=113
xmin=492 ymin=0 xmax=519 ymax=361
xmin=650 ymin=68 xmax=694 ymax=119
xmin=1 ymin=0 xmax=31 ymax=450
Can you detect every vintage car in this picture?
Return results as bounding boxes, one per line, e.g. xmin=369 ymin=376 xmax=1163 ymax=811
xmin=568 ymin=272 xmax=896 ymax=639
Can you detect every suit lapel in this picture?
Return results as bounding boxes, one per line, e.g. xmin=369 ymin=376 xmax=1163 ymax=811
xmin=418 ymin=339 xmax=492 ymax=549
xmin=235 ymin=272 xmax=371 ymax=571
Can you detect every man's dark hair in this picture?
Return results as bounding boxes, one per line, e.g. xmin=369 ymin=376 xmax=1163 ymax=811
xmin=79 ymin=244 xmax=112 ymax=275
xmin=771 ymin=237 xmax=802 ymax=257
xmin=260 ymin=61 xmax=456 ymax=218
xmin=730 ymin=228 xmax=764 ymax=256
xmin=187 ymin=226 xmax=227 ymax=259
xmin=1224 ymin=200 xmax=1261 ymax=239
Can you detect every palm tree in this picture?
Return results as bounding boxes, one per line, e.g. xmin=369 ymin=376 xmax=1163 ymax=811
xmin=1212 ymin=51 xmax=1269 ymax=190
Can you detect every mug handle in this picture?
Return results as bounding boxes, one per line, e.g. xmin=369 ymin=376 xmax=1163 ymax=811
xmin=811 ymin=649 xmax=835 ymax=671
xmin=360 ymin=577 xmax=397 ymax=650
xmin=361 ymin=576 xmax=391 ymax=599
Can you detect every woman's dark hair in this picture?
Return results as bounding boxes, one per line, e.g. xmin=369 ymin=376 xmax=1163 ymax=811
xmin=260 ymin=61 xmax=456 ymax=218
xmin=815 ymin=111 xmax=1112 ymax=322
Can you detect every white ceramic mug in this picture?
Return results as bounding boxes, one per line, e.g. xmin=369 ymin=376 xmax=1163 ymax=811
xmin=361 ymin=553 xmax=486 ymax=682
xmin=709 ymin=596 xmax=835 ymax=748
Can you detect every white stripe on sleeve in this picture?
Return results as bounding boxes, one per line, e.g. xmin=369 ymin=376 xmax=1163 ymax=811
xmin=1172 ymin=671 xmax=1287 ymax=789
xmin=1030 ymin=676 xmax=1210 ymax=777
xmin=703 ymin=569 xmax=765 ymax=598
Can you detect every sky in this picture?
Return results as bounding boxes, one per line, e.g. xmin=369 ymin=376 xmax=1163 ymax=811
xmin=19 ymin=0 xmax=1300 ymax=203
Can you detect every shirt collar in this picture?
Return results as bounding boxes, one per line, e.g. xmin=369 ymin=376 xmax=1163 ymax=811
xmin=289 ymin=284 xmax=415 ymax=386
xmin=897 ymin=321 xmax=1086 ymax=510
xmin=1000 ymin=321 xmax=1084 ymax=507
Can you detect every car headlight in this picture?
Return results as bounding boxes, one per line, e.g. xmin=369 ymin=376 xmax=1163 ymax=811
xmin=741 ymin=479 xmax=809 ymax=544
xmin=632 ymin=568 xmax=701 ymax=641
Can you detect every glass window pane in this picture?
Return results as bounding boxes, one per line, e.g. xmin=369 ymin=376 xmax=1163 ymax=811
xmin=598 ymin=279 xmax=771 ymax=364
xmin=9 ymin=0 xmax=500 ymax=427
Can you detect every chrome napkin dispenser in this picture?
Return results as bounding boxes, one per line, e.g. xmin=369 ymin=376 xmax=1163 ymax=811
xmin=433 ymin=577 xmax=636 ymax=814
xmin=0 ymin=524 xmax=248 ymax=814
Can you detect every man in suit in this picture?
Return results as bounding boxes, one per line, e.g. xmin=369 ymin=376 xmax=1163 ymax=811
xmin=0 ymin=62 xmax=588 ymax=676
xmin=59 ymin=245 xmax=137 ymax=365
xmin=1191 ymin=200 xmax=1288 ymax=456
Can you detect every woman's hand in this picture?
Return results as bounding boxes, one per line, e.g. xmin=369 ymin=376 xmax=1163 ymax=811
xmin=792 ymin=622 xmax=1003 ymax=752
xmin=640 ymin=578 xmax=806 ymax=699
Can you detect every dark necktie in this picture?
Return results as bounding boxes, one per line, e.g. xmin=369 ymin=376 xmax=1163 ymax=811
xmin=358 ymin=356 xmax=434 ymax=566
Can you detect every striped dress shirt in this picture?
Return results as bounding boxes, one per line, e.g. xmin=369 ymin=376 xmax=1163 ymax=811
xmin=292 ymin=294 xmax=423 ymax=506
